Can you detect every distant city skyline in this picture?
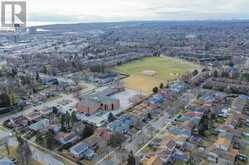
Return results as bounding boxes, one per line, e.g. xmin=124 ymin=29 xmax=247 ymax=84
xmin=24 ymin=0 xmax=249 ymax=26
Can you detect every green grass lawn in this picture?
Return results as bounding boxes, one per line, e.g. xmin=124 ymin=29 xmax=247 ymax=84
xmin=113 ymin=56 xmax=200 ymax=93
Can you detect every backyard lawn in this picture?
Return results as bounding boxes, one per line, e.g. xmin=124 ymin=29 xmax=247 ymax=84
xmin=113 ymin=56 xmax=200 ymax=93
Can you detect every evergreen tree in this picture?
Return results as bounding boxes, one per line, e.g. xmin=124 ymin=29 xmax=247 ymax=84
xmin=192 ymin=69 xmax=199 ymax=76
xmin=159 ymin=83 xmax=164 ymax=89
xmin=61 ymin=114 xmax=66 ymax=131
xmin=0 ymin=93 xmax=11 ymax=107
xmin=213 ymin=70 xmax=218 ymax=77
xmin=35 ymin=72 xmax=40 ymax=81
xmin=107 ymin=112 xmax=116 ymax=123
xmin=81 ymin=124 xmax=95 ymax=139
xmin=9 ymin=92 xmax=16 ymax=106
xmin=71 ymin=111 xmax=78 ymax=126
xmin=45 ymin=131 xmax=54 ymax=149
xmin=52 ymin=106 xmax=58 ymax=115
xmin=108 ymin=133 xmax=125 ymax=148
xmin=152 ymin=87 xmax=159 ymax=94
xmin=147 ymin=113 xmax=152 ymax=120
xmin=127 ymin=151 xmax=136 ymax=165
xmin=65 ymin=112 xmax=71 ymax=129
xmin=15 ymin=132 xmax=32 ymax=165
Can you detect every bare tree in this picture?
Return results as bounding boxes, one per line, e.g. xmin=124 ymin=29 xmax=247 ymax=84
xmin=15 ymin=133 xmax=32 ymax=165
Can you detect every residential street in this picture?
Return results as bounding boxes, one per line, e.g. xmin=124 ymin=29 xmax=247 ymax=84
xmin=0 ymin=80 xmax=96 ymax=165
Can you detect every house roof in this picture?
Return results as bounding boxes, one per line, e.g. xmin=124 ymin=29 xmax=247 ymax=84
xmin=109 ymin=115 xmax=136 ymax=133
xmin=220 ymin=126 xmax=241 ymax=137
xmin=215 ymin=132 xmax=233 ymax=149
xmin=96 ymin=128 xmax=112 ymax=141
xmin=179 ymin=121 xmax=194 ymax=131
xmin=70 ymin=141 xmax=89 ymax=155
xmin=168 ymin=126 xmax=191 ymax=138
xmin=164 ymin=139 xmax=176 ymax=151
xmin=83 ymin=134 xmax=101 ymax=147
xmin=216 ymin=137 xmax=230 ymax=147
xmin=55 ymin=132 xmax=80 ymax=145
xmin=184 ymin=111 xmax=203 ymax=118
xmin=210 ymin=148 xmax=239 ymax=162
xmin=40 ymin=107 xmax=53 ymax=115
xmin=25 ymin=111 xmax=41 ymax=121
xmin=29 ymin=119 xmax=49 ymax=131
xmin=10 ymin=115 xmax=28 ymax=127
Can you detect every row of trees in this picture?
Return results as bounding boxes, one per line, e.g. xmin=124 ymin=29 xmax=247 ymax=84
xmin=152 ymin=82 xmax=165 ymax=94
xmin=213 ymin=69 xmax=249 ymax=82
xmin=90 ymin=64 xmax=105 ymax=73
xmin=0 ymin=92 xmax=16 ymax=107
xmin=60 ymin=111 xmax=78 ymax=131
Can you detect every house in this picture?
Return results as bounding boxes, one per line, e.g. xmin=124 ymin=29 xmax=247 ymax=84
xmin=55 ymin=132 xmax=80 ymax=145
xmin=178 ymin=121 xmax=195 ymax=133
xmin=173 ymin=149 xmax=189 ymax=161
xmin=217 ymin=108 xmax=230 ymax=118
xmin=158 ymin=139 xmax=176 ymax=163
xmin=178 ymin=111 xmax=203 ymax=126
xmin=218 ymin=126 xmax=241 ymax=138
xmin=208 ymin=147 xmax=239 ymax=165
xmin=160 ymin=89 xmax=175 ymax=101
xmin=96 ymin=127 xmax=112 ymax=141
xmin=108 ymin=115 xmax=136 ymax=134
xmin=224 ymin=112 xmax=245 ymax=129
xmin=4 ymin=116 xmax=29 ymax=129
xmin=217 ymin=150 xmax=238 ymax=165
xmin=168 ymin=126 xmax=191 ymax=139
xmin=165 ymin=132 xmax=187 ymax=147
xmin=24 ymin=111 xmax=42 ymax=122
xmin=146 ymin=95 xmax=164 ymax=108
xmin=169 ymin=81 xmax=189 ymax=94
xmin=142 ymin=155 xmax=163 ymax=165
xmin=76 ymin=95 xmax=120 ymax=113
xmin=83 ymin=134 xmax=107 ymax=151
xmin=29 ymin=119 xmax=49 ymax=132
xmin=183 ymin=142 xmax=195 ymax=152
xmin=214 ymin=132 xmax=233 ymax=151
xmin=41 ymin=78 xmax=58 ymax=85
xmin=39 ymin=107 xmax=53 ymax=116
xmin=70 ymin=141 xmax=95 ymax=160
xmin=207 ymin=152 xmax=218 ymax=163
xmin=184 ymin=111 xmax=203 ymax=119
xmin=158 ymin=150 xmax=174 ymax=164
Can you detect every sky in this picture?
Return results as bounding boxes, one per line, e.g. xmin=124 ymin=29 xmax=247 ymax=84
xmin=25 ymin=0 xmax=249 ymax=25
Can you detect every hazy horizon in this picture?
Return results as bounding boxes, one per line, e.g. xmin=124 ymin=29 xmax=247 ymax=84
xmin=27 ymin=18 xmax=249 ymax=27
xmin=26 ymin=0 xmax=249 ymax=25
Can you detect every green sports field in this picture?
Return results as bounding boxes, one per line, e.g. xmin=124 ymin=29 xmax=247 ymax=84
xmin=113 ymin=56 xmax=200 ymax=93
